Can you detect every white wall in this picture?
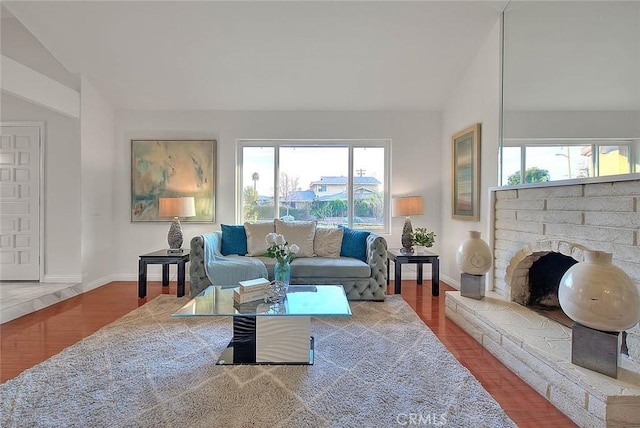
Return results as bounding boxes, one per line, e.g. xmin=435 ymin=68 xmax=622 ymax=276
xmin=0 ymin=5 xmax=79 ymax=91
xmin=1 ymin=93 xmax=82 ymax=280
xmin=114 ymin=110 xmax=442 ymax=280
xmin=440 ymin=18 xmax=502 ymax=287
xmin=1 ymin=6 xmax=83 ymax=281
xmin=504 ymin=111 xmax=640 ymax=139
xmin=80 ymin=76 xmax=115 ymax=288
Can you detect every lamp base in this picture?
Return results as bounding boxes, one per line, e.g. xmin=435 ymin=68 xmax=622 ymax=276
xmin=167 ymin=248 xmax=184 ymax=254
xmin=167 ymin=217 xmax=184 ymax=250
xmin=401 ymin=216 xmax=414 ymax=254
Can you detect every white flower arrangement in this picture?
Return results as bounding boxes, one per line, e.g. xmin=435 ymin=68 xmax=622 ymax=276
xmin=265 ymin=233 xmax=300 ymax=263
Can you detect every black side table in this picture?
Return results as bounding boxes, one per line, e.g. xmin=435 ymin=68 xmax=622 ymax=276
xmin=138 ymin=249 xmax=190 ymax=298
xmin=387 ymin=248 xmax=440 ymax=296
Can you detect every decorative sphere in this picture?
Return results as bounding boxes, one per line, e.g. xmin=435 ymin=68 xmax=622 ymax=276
xmin=558 ymin=250 xmax=640 ymax=332
xmin=456 ymin=231 xmax=492 ymax=275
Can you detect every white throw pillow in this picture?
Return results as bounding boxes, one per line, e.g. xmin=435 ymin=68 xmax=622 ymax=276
xmin=244 ymin=221 xmax=275 ymax=256
xmin=313 ymin=227 xmax=344 ymax=258
xmin=274 ymin=219 xmax=317 ymax=258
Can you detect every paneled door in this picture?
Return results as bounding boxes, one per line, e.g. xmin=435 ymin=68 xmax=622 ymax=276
xmin=0 ymin=125 xmax=41 ymax=280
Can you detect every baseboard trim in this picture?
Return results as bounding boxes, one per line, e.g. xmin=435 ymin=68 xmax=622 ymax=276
xmin=43 ymin=274 xmax=83 ymax=283
xmin=441 ymin=273 xmax=460 ymax=289
xmin=83 ymin=274 xmax=117 ymax=292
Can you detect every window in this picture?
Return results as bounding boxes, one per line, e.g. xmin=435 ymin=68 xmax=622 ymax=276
xmin=238 ymin=140 xmax=390 ymax=232
xmin=500 ymin=139 xmax=638 ymax=186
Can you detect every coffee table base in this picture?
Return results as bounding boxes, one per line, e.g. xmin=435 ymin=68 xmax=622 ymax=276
xmin=217 ymin=337 xmax=315 ymax=365
xmin=217 ymin=315 xmax=315 ymax=365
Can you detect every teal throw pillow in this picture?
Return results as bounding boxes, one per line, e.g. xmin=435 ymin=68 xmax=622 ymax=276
xmin=339 ymin=226 xmax=370 ymax=262
xmin=221 ymin=225 xmax=247 ymax=256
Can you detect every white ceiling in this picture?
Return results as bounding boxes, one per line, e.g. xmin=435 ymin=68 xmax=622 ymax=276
xmin=4 ymin=1 xmax=506 ymax=111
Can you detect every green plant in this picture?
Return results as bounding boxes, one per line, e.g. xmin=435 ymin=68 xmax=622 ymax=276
xmin=411 ymin=228 xmax=436 ymax=247
xmin=507 ymin=167 xmax=550 ymax=185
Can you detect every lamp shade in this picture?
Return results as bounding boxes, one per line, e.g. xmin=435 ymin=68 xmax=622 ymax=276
xmin=158 ymin=197 xmax=196 ymax=218
xmin=393 ymin=196 xmax=424 ymax=217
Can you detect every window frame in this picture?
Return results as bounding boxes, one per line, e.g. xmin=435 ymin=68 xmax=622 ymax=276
xmin=501 ymin=138 xmax=637 ymax=185
xmin=236 ymin=139 xmax=391 ymax=233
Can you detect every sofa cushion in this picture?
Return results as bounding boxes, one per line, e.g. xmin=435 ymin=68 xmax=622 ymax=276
xmin=220 ymin=224 xmax=247 ymax=256
xmin=274 ymin=219 xmax=316 ymax=257
xmin=244 ymin=221 xmax=275 ymax=256
xmin=339 ymin=226 xmax=370 ymax=262
xmin=259 ymin=256 xmax=371 ymax=279
xmin=313 ymin=227 xmax=343 ymax=258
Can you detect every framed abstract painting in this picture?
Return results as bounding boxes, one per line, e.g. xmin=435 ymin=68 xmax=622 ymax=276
xmin=131 ymin=139 xmax=216 ymax=222
xmin=451 ymin=124 xmax=480 ymax=221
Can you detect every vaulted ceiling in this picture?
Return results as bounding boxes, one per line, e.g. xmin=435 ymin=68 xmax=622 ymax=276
xmin=3 ymin=1 xmax=506 ymax=111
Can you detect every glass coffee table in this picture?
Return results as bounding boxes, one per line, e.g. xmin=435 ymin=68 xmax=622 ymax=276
xmin=172 ymin=285 xmax=352 ymax=365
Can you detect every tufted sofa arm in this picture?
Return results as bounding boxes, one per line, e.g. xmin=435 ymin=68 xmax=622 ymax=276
xmin=365 ymin=233 xmax=388 ymax=299
xmin=189 ymin=232 xmax=221 ymax=297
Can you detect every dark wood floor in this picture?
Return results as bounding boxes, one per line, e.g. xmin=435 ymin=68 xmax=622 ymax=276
xmin=0 ymin=280 xmax=576 ymax=427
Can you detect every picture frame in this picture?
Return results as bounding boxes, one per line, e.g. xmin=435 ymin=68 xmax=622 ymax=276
xmin=451 ymin=124 xmax=481 ymax=221
xmin=131 ymin=139 xmax=216 ymax=222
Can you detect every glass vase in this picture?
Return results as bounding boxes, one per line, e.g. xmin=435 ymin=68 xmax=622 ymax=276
xmin=274 ymin=260 xmax=291 ymax=290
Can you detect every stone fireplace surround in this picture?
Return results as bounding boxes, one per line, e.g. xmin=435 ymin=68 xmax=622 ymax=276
xmin=445 ymin=177 xmax=640 ymax=427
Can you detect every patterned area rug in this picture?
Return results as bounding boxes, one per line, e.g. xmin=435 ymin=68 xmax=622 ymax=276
xmin=1 ymin=295 xmax=516 ymax=427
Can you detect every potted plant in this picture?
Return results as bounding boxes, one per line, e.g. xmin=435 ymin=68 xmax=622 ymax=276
xmin=411 ymin=228 xmax=436 ymax=253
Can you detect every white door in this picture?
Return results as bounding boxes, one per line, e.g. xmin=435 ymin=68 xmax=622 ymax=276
xmin=0 ymin=125 xmax=41 ymax=280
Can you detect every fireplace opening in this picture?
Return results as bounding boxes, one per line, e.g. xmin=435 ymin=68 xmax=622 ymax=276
xmin=527 ymin=252 xmax=578 ymax=328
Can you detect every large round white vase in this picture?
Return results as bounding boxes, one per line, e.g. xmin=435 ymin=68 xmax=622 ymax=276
xmin=456 ymin=231 xmax=492 ymax=275
xmin=558 ymin=250 xmax=640 ymax=332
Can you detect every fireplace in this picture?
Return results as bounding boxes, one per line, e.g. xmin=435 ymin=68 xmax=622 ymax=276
xmin=446 ymin=177 xmax=640 ymax=427
xmin=526 ymin=252 xmax=577 ymax=327
xmin=505 ymin=240 xmax=585 ymax=329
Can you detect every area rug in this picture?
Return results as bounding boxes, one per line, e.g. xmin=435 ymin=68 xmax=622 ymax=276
xmin=1 ymin=295 xmax=516 ymax=427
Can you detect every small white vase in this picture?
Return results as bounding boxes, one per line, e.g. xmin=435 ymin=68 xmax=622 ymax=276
xmin=558 ymin=250 xmax=640 ymax=332
xmin=456 ymin=231 xmax=492 ymax=275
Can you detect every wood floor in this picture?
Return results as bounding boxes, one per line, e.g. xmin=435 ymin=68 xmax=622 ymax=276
xmin=0 ymin=280 xmax=577 ymax=427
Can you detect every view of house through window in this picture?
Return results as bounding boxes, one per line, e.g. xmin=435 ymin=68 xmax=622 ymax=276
xmin=501 ymin=140 xmax=638 ymax=186
xmin=239 ymin=141 xmax=389 ymax=232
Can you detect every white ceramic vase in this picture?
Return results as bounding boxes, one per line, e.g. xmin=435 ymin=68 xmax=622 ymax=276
xmin=456 ymin=231 xmax=492 ymax=275
xmin=558 ymin=250 xmax=640 ymax=332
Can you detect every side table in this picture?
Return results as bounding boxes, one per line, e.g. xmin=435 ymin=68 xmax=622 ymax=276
xmin=138 ymin=249 xmax=190 ymax=298
xmin=387 ymin=248 xmax=440 ymax=296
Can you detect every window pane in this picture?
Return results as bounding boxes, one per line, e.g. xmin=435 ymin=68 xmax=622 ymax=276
xmin=240 ymin=141 xmax=389 ymax=232
xmin=524 ymin=146 xmax=592 ymax=182
xmin=279 ymin=146 xmax=348 ymax=225
xmin=501 ymin=146 xmax=522 ymax=185
xmin=598 ymin=145 xmax=631 ymax=176
xmin=353 ymin=147 xmax=385 ymax=230
xmin=242 ymin=147 xmax=274 ymax=222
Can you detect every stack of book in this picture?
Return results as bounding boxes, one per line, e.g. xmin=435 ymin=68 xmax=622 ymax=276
xmin=233 ymin=277 xmax=271 ymax=304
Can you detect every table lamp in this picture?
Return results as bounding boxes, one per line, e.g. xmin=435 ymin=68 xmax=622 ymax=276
xmin=158 ymin=197 xmax=196 ymax=252
xmin=393 ymin=196 xmax=424 ymax=254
